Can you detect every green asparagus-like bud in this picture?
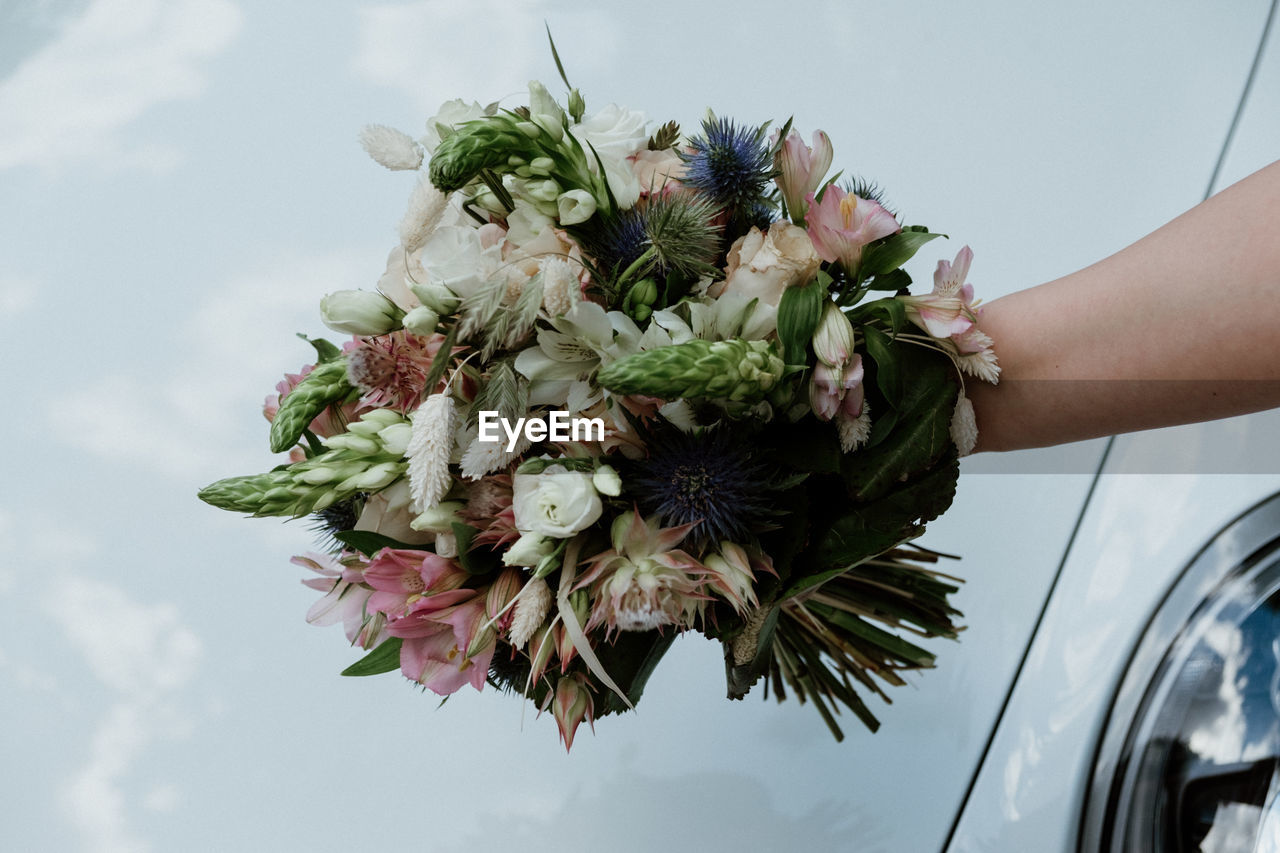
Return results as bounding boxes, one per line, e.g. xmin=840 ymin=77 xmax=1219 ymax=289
xmin=428 ymin=117 xmax=533 ymax=193
xmin=268 ymin=360 xmax=354 ymax=454
xmin=597 ymin=339 xmax=786 ymax=402
xmin=202 ymin=411 xmax=410 ymax=517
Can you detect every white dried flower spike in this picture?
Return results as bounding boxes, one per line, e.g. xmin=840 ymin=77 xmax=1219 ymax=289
xmin=434 ymin=532 xmax=458 ymax=558
xmin=399 ymin=178 xmax=451 ymax=253
xmin=837 ymin=403 xmax=872 ymax=453
xmin=539 ymin=256 xmax=580 ymax=317
xmin=359 ymin=124 xmax=424 ymax=171
xmin=459 ymin=429 xmax=532 ymax=480
xmin=509 ymin=577 xmax=552 ymax=649
xmin=950 ymin=391 xmax=979 ymax=457
xmin=406 ymin=393 xmax=457 ymax=512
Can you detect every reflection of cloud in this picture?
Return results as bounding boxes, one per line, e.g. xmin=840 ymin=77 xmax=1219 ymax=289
xmin=46 ymin=248 xmax=370 ymax=478
xmin=352 ymin=0 xmax=545 ymax=109
xmin=0 ymin=0 xmax=242 ymax=172
xmin=1189 ymin=619 xmax=1247 ymax=764
xmin=443 ymin=767 xmax=866 ymax=853
xmin=46 ymin=576 xmax=202 ymax=853
xmin=0 ymin=273 xmax=36 ymax=321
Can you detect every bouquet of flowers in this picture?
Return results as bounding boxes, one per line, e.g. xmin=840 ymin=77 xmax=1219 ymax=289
xmin=199 ymin=57 xmax=998 ymax=749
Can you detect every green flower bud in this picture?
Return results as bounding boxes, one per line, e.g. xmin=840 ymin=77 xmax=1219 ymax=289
xmin=402 ymin=305 xmax=440 ymax=337
xmin=377 ymin=422 xmax=412 ymax=457
xmin=408 ymin=281 xmax=461 ymax=314
xmin=597 ymin=338 xmax=786 ymax=402
xmin=409 ymin=500 xmax=465 ymax=534
xmin=567 ymin=88 xmax=586 ymax=124
xmin=268 ymin=359 xmax=352 ymax=454
xmin=319 ymin=290 xmax=404 ymax=336
xmin=812 ymin=302 xmax=855 ymax=368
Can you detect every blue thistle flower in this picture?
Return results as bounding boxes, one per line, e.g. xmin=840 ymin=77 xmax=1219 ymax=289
xmin=309 ymin=494 xmax=364 ymax=552
xmin=681 ymin=116 xmax=775 ymax=215
xmin=631 ymin=427 xmax=778 ymax=546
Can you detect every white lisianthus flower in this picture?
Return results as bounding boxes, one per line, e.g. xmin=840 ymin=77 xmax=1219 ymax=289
xmin=421 ymin=98 xmax=487 ymax=153
xmin=419 ymin=224 xmax=504 ymax=301
xmin=512 ymin=469 xmax=603 ymax=538
xmin=319 ymin=290 xmax=404 ymax=335
xmin=556 ymin=189 xmax=597 ymax=225
xmin=592 ymin=465 xmax=622 ymax=497
xmin=506 ymin=200 xmax=555 ymax=248
xmin=502 ymin=531 xmax=555 ymax=567
xmin=571 ymin=103 xmax=648 ymax=208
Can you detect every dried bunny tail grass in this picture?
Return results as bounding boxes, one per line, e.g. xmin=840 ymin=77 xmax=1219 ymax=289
xmin=459 ymin=428 xmax=531 ymax=480
xmin=399 ymin=178 xmax=451 ymax=252
xmin=359 ymin=124 xmax=424 ymax=171
xmin=950 ymin=391 xmax=978 ymax=457
xmin=509 ymin=577 xmax=552 ymax=649
xmin=837 ymin=403 xmax=872 ymax=453
xmin=406 ymin=393 xmax=456 ymax=511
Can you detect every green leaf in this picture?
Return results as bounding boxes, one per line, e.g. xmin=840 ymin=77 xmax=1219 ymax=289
xmin=340 ymin=638 xmax=403 ymax=676
xmin=777 ymin=277 xmax=826 ymax=365
xmin=545 ymin=24 xmax=573 ymax=90
xmin=855 ymin=296 xmax=909 ymax=336
xmin=333 ymin=530 xmax=415 ymax=557
xmin=297 ymin=333 xmax=342 ymax=363
xmin=806 ymin=602 xmax=936 ymax=667
xmin=843 ymin=347 xmax=959 ymax=502
xmin=862 ymin=325 xmax=905 ymax=406
xmin=595 ymin=630 xmax=678 ymax=715
xmin=858 ymin=230 xmax=943 ymax=280
xmin=864 ymin=268 xmax=912 ymax=292
xmin=452 ymin=523 xmax=500 ymax=575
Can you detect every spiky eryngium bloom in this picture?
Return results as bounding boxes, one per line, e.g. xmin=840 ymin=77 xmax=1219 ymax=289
xmin=269 ymin=359 xmax=354 ymax=453
xmin=578 ymin=194 xmax=722 ymax=291
xmin=307 ymin=493 xmax=365 ymax=552
xmin=630 ymin=426 xmax=778 ymax=548
xmin=680 ymin=116 xmax=775 ymax=216
xmin=198 ymin=410 xmax=411 ymax=517
xmin=576 ymin=511 xmax=712 ymax=635
xmin=596 ymin=338 xmax=785 ymax=403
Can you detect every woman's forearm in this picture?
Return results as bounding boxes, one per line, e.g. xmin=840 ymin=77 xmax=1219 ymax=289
xmin=967 ymin=159 xmax=1280 ymax=453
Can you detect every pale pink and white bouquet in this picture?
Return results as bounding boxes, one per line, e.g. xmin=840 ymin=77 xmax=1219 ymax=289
xmin=200 ymin=55 xmax=997 ymax=749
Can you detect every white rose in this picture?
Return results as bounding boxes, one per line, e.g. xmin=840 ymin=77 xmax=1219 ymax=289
xmin=512 ymin=470 xmax=603 ymax=538
xmin=714 ymin=222 xmax=821 ymax=307
xmin=419 ymin=224 xmax=503 ymax=300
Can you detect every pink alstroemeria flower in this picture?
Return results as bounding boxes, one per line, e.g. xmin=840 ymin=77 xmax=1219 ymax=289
xmin=809 ymin=355 xmax=865 ymax=422
xmin=804 ymin=185 xmax=899 ymax=275
xmin=363 ymin=548 xmax=468 ymax=618
xmin=901 ymin=246 xmax=979 ymax=339
xmin=390 ymin=595 xmax=495 ymax=695
xmin=775 ymin=129 xmax=833 ymax=221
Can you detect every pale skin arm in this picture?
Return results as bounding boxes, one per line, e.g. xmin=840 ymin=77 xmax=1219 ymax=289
xmin=967 ymin=159 xmax=1280 ymax=453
